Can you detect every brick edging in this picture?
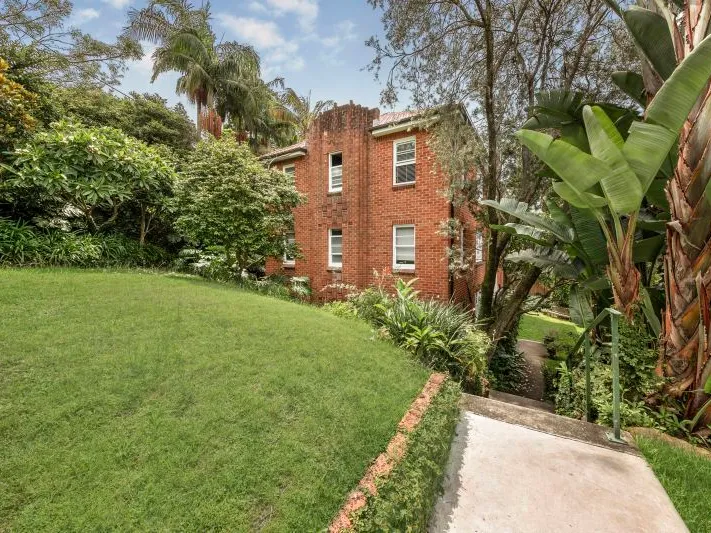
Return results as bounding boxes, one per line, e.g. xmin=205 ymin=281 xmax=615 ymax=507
xmin=328 ymin=372 xmax=448 ymax=532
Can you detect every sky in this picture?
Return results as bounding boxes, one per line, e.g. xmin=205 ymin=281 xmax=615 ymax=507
xmin=71 ymin=0 xmax=401 ymax=118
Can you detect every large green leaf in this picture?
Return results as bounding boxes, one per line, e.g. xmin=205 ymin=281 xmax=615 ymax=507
xmin=583 ymin=106 xmax=644 ymax=213
xmin=621 ymin=121 xmax=678 ymax=194
xmin=506 ymin=247 xmax=580 ymax=279
xmin=612 ymin=71 xmax=647 ymax=108
xmin=570 ymin=206 xmax=608 ymax=265
xmin=491 ymin=223 xmax=550 ymax=246
xmin=481 ymin=198 xmax=574 ymax=242
xmin=705 ymin=375 xmax=711 ymax=395
xmin=633 ymin=234 xmax=665 ymax=263
xmin=569 ymin=286 xmax=594 ymax=328
xmin=623 ymin=6 xmax=676 ymax=81
xmin=516 ymin=130 xmax=611 ymax=195
xmin=552 ymin=182 xmax=608 ymax=209
xmin=640 ymin=286 xmax=662 ymax=337
xmin=646 ymin=33 xmax=711 ymax=132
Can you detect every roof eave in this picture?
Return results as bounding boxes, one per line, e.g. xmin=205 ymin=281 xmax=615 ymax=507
xmin=260 ymin=149 xmax=307 ymax=164
xmin=370 ymin=116 xmax=433 ymax=137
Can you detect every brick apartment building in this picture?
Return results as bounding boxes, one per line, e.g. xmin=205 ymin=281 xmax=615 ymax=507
xmin=263 ymin=102 xmax=485 ymax=306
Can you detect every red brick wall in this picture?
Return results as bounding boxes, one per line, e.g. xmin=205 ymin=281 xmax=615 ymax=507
xmin=266 ymin=103 xmax=477 ymax=303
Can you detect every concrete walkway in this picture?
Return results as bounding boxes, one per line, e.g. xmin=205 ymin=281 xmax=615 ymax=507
xmin=430 ymin=395 xmax=688 ymax=533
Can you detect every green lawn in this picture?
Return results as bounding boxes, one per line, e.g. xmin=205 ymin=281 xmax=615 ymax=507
xmin=518 ymin=312 xmax=583 ymax=343
xmin=0 ymin=269 xmax=429 ymax=531
xmin=637 ymin=435 xmax=711 ymax=533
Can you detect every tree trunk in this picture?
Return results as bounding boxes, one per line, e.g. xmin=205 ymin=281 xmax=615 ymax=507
xmin=196 ymin=99 xmax=202 ymax=135
xmin=487 ymin=265 xmax=542 ymax=360
xmin=660 ymin=3 xmax=711 ymax=425
xmin=139 ymin=205 xmax=147 ymax=247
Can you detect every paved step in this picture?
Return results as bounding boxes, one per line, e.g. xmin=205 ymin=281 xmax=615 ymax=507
xmin=461 ymin=393 xmax=636 ymax=455
xmin=431 ymin=395 xmax=688 ymax=532
xmin=489 ymin=390 xmax=555 ymax=414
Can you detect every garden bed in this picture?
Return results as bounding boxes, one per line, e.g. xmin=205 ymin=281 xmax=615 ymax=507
xmin=0 ymin=269 xmax=430 ymax=531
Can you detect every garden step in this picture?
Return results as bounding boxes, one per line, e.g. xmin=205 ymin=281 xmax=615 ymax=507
xmin=460 ymin=393 xmax=637 ymax=455
xmin=489 ymin=390 xmax=555 ymax=414
xmin=430 ymin=405 xmax=688 ymax=532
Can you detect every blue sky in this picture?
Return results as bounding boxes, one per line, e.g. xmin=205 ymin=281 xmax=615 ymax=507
xmin=71 ymin=0 xmax=400 ymax=117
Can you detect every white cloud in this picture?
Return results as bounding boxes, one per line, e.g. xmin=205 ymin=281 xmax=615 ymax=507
xmin=102 ymin=0 xmax=132 ymax=9
xmin=68 ymin=7 xmax=100 ymax=26
xmin=259 ymin=0 xmax=318 ymax=31
xmin=318 ymin=20 xmax=358 ymax=66
xmin=133 ymin=42 xmax=157 ymax=73
xmin=217 ymin=14 xmax=304 ymax=74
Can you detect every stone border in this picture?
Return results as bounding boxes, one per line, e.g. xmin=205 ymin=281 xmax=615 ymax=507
xmin=328 ymin=372 xmax=448 ymax=532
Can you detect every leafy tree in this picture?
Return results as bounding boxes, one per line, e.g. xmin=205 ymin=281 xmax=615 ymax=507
xmin=175 ymin=135 xmax=302 ymax=273
xmin=0 ymin=1 xmax=141 ymax=87
xmin=2 ymin=121 xmax=176 ymax=234
xmin=279 ymin=88 xmax=336 ymax=139
xmin=125 ymin=1 xmax=261 ymax=136
xmin=56 ymin=88 xmax=197 ymax=153
xmin=0 ymin=58 xmax=39 ymax=153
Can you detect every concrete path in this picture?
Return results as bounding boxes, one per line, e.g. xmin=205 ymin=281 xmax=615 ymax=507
xmin=430 ymin=395 xmax=688 ymax=533
xmin=517 ymin=340 xmax=550 ymax=403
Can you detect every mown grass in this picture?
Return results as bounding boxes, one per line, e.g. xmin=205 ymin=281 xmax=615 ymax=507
xmin=518 ymin=312 xmax=583 ymax=343
xmin=0 ymin=269 xmax=429 ymax=531
xmin=637 ymin=435 xmax=711 ymax=533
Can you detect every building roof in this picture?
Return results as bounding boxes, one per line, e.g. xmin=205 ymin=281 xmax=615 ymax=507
xmin=259 ymin=140 xmax=307 ymax=161
xmin=371 ymin=110 xmax=422 ymax=128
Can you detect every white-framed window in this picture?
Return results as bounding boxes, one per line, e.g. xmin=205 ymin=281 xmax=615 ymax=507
xmin=474 ymin=290 xmax=481 ymax=311
xmin=393 ymin=224 xmax=415 ymax=270
xmin=283 ymin=230 xmax=295 ymax=266
xmin=329 ymin=152 xmax=343 ymax=192
xmin=328 ymin=228 xmax=342 ymax=268
xmin=475 ymin=231 xmax=484 ymax=263
xmin=283 ymin=164 xmax=295 ymax=178
xmin=393 ymin=137 xmax=416 ymax=185
xmin=459 ymin=226 xmax=465 ymax=257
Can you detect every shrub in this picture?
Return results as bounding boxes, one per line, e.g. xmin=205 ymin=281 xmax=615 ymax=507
xmin=0 ymin=218 xmax=167 ymax=267
xmin=543 ymin=330 xmax=579 ymax=361
xmin=554 ymin=316 xmax=660 ymax=427
xmin=3 ymin=121 xmax=175 ymax=234
xmin=323 ymin=300 xmax=358 ymax=319
xmin=353 ymin=379 xmax=461 ymax=531
xmin=488 ymin=314 xmax=528 ymax=394
xmin=175 ymin=135 xmax=302 ymax=273
xmin=335 ymin=279 xmax=489 ymax=394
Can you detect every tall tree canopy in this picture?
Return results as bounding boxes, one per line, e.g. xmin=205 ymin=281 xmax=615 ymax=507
xmin=0 ymin=0 xmax=141 ymax=87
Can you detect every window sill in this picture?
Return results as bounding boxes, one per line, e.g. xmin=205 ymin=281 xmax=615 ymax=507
xmin=327 ymin=267 xmax=342 ymax=272
xmin=392 ymin=182 xmax=416 ymax=190
xmin=283 ymin=263 xmax=295 ymax=269
xmin=392 ymin=268 xmax=416 ymax=274
xmin=327 ymin=190 xmax=342 ymax=196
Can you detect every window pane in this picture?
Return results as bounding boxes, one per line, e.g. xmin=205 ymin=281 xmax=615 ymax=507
xmin=283 ymin=165 xmax=295 ymax=177
xmin=396 ymin=147 xmax=415 ymax=162
xmin=395 ymin=227 xmax=414 ymax=245
xmin=330 ymin=152 xmax=342 ymax=167
xmin=396 ymin=140 xmax=415 ymax=155
xmin=395 ymin=163 xmax=416 ymax=183
xmin=395 ymin=247 xmax=415 ymax=263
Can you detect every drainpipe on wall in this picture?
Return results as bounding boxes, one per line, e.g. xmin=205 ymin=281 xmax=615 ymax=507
xmin=448 ymin=201 xmax=455 ymax=300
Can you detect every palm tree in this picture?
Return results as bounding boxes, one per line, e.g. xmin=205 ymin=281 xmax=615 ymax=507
xmin=607 ymin=0 xmax=711 ymax=423
xmin=280 ymin=89 xmax=336 ymax=139
xmin=125 ymin=0 xmax=260 ymax=135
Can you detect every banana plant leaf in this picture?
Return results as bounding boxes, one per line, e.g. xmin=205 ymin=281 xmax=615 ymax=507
xmin=583 ymin=106 xmax=644 ymax=213
xmin=612 ymin=71 xmax=647 ymax=108
xmin=490 ymin=223 xmax=550 ymax=246
xmin=570 ymin=206 xmax=608 ymax=265
xmin=570 ymin=285 xmax=594 ymax=328
xmin=481 ymin=198 xmax=574 ymax=242
xmin=623 ymin=6 xmax=676 ymax=81
xmin=506 ymin=247 xmax=580 ymax=280
xmin=633 ymin=234 xmax=666 ymax=263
